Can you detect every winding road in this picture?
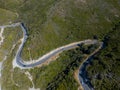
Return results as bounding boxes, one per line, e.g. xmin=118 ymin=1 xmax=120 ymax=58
xmin=0 ymin=23 xmax=103 ymax=90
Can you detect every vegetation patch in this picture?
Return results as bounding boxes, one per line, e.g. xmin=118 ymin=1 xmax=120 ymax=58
xmin=16 ymin=0 xmax=120 ymax=61
xmin=86 ymin=22 xmax=120 ymax=90
xmin=29 ymin=43 xmax=99 ymax=90
xmin=0 ymin=8 xmax=17 ymax=25
xmin=1 ymin=26 xmax=31 ymax=90
xmin=0 ymin=26 xmax=22 ymax=62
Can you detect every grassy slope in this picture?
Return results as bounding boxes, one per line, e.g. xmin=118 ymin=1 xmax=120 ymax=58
xmin=0 ymin=0 xmax=21 ymax=11
xmin=0 ymin=26 xmax=22 ymax=61
xmin=0 ymin=8 xmax=17 ymax=25
xmin=0 ymin=0 xmax=120 ymax=90
xmin=1 ymin=26 xmax=32 ymax=90
xmin=29 ymin=44 xmax=99 ymax=90
xmin=0 ymin=0 xmax=22 ymax=25
xmin=86 ymin=23 xmax=120 ymax=90
xmin=16 ymin=0 xmax=120 ymax=60
xmin=0 ymin=0 xmax=120 ymax=61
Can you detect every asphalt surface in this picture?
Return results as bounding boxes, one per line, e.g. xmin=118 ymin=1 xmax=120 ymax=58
xmin=78 ymin=42 xmax=103 ymax=90
xmin=0 ymin=23 xmax=103 ymax=90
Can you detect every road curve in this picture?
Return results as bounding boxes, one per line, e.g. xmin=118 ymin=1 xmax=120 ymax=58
xmin=78 ymin=41 xmax=103 ymax=90
xmin=0 ymin=23 xmax=103 ymax=90
xmin=12 ymin=23 xmax=102 ymax=69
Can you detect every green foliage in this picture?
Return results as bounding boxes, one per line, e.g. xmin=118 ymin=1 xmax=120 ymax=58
xmin=0 ymin=0 xmax=120 ymax=90
xmin=0 ymin=8 xmax=17 ymax=25
xmin=16 ymin=0 xmax=120 ymax=60
xmin=29 ymin=44 xmax=98 ymax=90
xmin=13 ymin=68 xmax=32 ymax=89
xmin=0 ymin=0 xmax=120 ymax=61
xmin=86 ymin=23 xmax=120 ymax=90
xmin=0 ymin=26 xmax=22 ymax=61
xmin=2 ymin=55 xmax=18 ymax=90
xmin=0 ymin=0 xmax=22 ymax=11
xmin=1 ymin=27 xmax=31 ymax=90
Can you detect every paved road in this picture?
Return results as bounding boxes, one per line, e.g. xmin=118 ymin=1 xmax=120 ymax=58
xmin=0 ymin=23 xmax=20 ymax=28
xmin=78 ymin=42 xmax=103 ymax=90
xmin=16 ymin=27 xmax=100 ymax=68
xmin=0 ymin=23 xmax=103 ymax=90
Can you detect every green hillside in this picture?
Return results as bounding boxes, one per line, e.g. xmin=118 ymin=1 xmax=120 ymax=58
xmin=0 ymin=8 xmax=17 ymax=25
xmin=0 ymin=0 xmax=120 ymax=90
xmin=0 ymin=0 xmax=120 ymax=60
xmin=17 ymin=0 xmax=120 ymax=60
xmin=86 ymin=23 xmax=120 ymax=90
